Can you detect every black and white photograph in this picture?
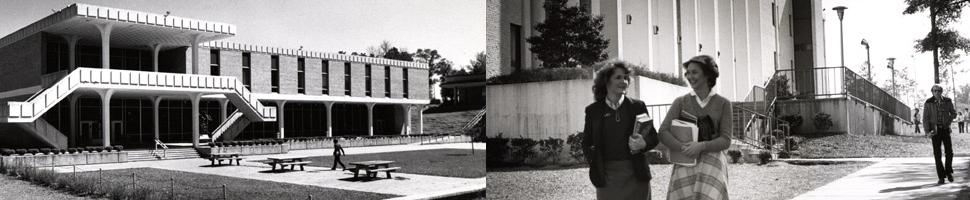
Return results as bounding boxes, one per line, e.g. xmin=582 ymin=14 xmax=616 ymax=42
xmin=486 ymin=0 xmax=970 ymax=199
xmin=0 ymin=0 xmax=486 ymax=199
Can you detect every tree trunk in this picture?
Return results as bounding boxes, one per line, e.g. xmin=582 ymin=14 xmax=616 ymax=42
xmin=932 ymin=6 xmax=941 ymax=84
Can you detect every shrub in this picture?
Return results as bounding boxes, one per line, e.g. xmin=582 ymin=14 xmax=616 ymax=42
xmin=509 ymin=138 xmax=539 ymax=164
xmin=39 ymin=148 xmax=51 ymax=155
xmin=783 ymin=137 xmax=799 ymax=151
xmin=59 ymin=149 xmax=68 ymax=154
xmin=814 ymin=112 xmax=834 ymax=131
xmin=538 ymin=138 xmax=564 ymax=163
xmin=85 ymin=147 xmax=96 ymax=153
xmin=566 ymin=132 xmax=585 ymax=162
xmin=1 ymin=148 xmax=13 ymax=156
xmin=778 ymin=115 xmax=804 ymax=135
xmin=486 ymin=65 xmax=686 ymax=87
xmin=27 ymin=149 xmax=40 ymax=155
xmin=67 ymin=148 xmax=77 ymax=154
xmin=113 ymin=145 xmax=124 ymax=152
xmin=727 ymin=150 xmax=743 ymax=163
xmin=96 ymin=147 xmax=105 ymax=153
xmin=758 ymin=151 xmax=772 ymax=165
xmin=15 ymin=149 xmax=27 ymax=155
xmin=778 ymin=151 xmax=791 ymax=159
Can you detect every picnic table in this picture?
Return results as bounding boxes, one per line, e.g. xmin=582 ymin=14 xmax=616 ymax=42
xmin=348 ymin=160 xmax=401 ymax=179
xmin=208 ymin=153 xmax=244 ymax=166
xmin=265 ymin=156 xmax=314 ymax=171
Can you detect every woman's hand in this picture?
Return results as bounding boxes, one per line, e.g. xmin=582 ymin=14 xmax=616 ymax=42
xmin=628 ymin=133 xmax=646 ymax=154
xmin=682 ymin=141 xmax=705 ymax=157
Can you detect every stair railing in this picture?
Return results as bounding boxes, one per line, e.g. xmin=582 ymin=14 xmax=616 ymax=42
xmin=152 ymin=138 xmax=168 ymax=159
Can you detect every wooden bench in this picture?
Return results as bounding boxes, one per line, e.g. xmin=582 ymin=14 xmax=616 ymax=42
xmin=367 ymin=167 xmax=401 ymax=178
xmin=278 ymin=161 xmax=313 ymax=171
xmin=209 ymin=156 xmax=246 ymax=166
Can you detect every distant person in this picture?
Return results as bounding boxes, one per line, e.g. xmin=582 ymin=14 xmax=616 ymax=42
xmin=331 ymin=139 xmax=347 ymax=171
xmin=660 ymin=55 xmax=732 ymax=200
xmin=923 ymin=85 xmax=957 ymax=184
xmin=965 ymin=108 xmax=970 ymax=133
xmin=581 ymin=60 xmax=660 ymax=199
xmin=959 ymin=112 xmax=966 ymax=133
xmin=913 ymin=108 xmax=921 ymax=134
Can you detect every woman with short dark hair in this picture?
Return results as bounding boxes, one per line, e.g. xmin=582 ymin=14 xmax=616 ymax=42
xmin=659 ymin=55 xmax=732 ymax=200
xmin=582 ymin=60 xmax=660 ymax=199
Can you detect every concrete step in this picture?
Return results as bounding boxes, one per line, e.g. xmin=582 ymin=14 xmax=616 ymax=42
xmin=125 ymin=148 xmax=202 ymax=162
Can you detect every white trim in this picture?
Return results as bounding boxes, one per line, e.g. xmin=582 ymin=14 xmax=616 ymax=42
xmin=253 ymin=93 xmax=430 ymax=105
xmin=202 ymin=41 xmax=428 ymax=69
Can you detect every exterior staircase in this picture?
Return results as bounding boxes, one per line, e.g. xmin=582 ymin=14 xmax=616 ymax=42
xmin=126 ymin=148 xmax=202 ymax=162
xmin=0 ymin=68 xmax=278 ymax=148
xmin=210 ymin=111 xmax=252 ymax=142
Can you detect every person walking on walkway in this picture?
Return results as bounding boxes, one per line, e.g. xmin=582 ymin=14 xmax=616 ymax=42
xmin=965 ymin=108 xmax=970 ymax=133
xmin=923 ymin=85 xmax=957 ymax=184
xmin=582 ymin=60 xmax=660 ymax=200
xmin=958 ymin=112 xmax=965 ymax=133
xmin=914 ymin=108 xmax=921 ymax=134
xmin=331 ymin=139 xmax=347 ymax=171
xmin=659 ymin=55 xmax=732 ymax=200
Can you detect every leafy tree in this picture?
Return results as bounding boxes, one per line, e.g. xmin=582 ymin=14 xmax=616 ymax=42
xmin=384 ymin=47 xmax=414 ymax=61
xmin=469 ymin=51 xmax=486 ymax=75
xmin=956 ymin=84 xmax=970 ymax=104
xmin=367 ymin=40 xmax=394 ymax=58
xmin=526 ymin=0 xmax=609 ymax=68
xmin=903 ymin=0 xmax=970 ymax=83
xmin=416 ymin=48 xmax=445 ymax=100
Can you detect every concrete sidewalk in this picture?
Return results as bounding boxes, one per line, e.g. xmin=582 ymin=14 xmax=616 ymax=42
xmin=793 ymin=157 xmax=970 ymax=200
xmin=48 ymin=142 xmax=485 ymax=199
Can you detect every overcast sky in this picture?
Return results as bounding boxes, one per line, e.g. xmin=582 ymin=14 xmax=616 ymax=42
xmin=822 ymin=0 xmax=970 ymax=106
xmin=0 ymin=0 xmax=485 ymax=69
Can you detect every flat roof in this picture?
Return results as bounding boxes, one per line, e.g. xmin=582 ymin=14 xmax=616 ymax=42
xmin=203 ymin=41 xmax=428 ymax=69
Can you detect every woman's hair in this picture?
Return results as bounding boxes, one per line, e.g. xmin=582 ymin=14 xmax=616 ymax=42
xmin=592 ymin=60 xmax=634 ymax=102
xmin=681 ymin=55 xmax=719 ymax=88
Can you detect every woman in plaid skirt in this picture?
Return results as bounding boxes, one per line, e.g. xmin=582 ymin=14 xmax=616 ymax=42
xmin=659 ymin=55 xmax=732 ymax=200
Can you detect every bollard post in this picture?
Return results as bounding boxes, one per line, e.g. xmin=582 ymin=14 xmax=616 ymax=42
xmin=222 ymin=184 xmax=228 ymax=200
xmin=98 ymin=168 xmax=103 ymax=192
xmin=131 ymin=172 xmax=136 ymax=190
xmin=73 ymin=165 xmax=77 ymax=182
xmin=171 ymin=177 xmax=176 ymax=200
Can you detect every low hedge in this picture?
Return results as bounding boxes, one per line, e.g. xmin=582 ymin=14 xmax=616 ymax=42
xmin=486 ymin=65 xmax=686 ymax=87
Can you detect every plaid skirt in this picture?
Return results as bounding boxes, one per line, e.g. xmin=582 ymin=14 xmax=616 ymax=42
xmin=666 ymin=151 xmax=729 ymax=200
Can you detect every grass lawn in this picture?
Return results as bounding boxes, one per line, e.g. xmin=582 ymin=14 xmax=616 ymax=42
xmin=418 ymin=110 xmax=480 ymax=135
xmin=305 ymin=148 xmax=485 ymax=178
xmin=0 ymin=175 xmax=97 ymax=200
xmin=798 ymin=133 xmax=970 ymax=158
xmin=80 ymin=167 xmax=397 ymax=200
xmin=487 ymin=161 xmax=872 ymax=200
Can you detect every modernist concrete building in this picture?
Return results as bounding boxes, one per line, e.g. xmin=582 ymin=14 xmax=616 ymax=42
xmin=0 ymin=4 xmax=431 ymax=149
xmin=488 ymin=0 xmax=826 ymax=101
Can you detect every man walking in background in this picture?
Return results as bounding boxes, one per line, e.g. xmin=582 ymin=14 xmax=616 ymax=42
xmin=914 ymin=108 xmax=921 ymax=134
xmin=923 ymin=85 xmax=957 ymax=184
xmin=331 ymin=139 xmax=347 ymax=171
xmin=958 ymin=111 xmax=965 ymax=133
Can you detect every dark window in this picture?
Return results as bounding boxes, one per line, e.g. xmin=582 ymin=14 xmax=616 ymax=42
xmin=510 ymin=23 xmax=523 ymax=72
xmin=271 ymin=55 xmax=280 ymax=93
xmin=242 ymin=52 xmax=251 ymax=90
xmin=210 ymin=49 xmax=220 ymax=76
xmin=365 ymin=64 xmax=372 ymax=97
xmin=298 ymin=57 xmax=305 ymax=94
xmin=384 ymin=66 xmax=391 ymax=97
xmin=344 ymin=62 xmax=351 ymax=96
xmin=44 ymin=41 xmax=69 ymax=74
xmin=403 ymin=68 xmax=409 ymax=98
xmin=322 ymin=60 xmax=329 ymax=95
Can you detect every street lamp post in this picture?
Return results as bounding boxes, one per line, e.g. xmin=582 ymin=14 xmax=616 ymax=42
xmin=833 ymin=6 xmax=848 ymax=67
xmin=861 ymin=39 xmax=871 ymax=80
xmin=887 ymin=57 xmax=896 ymax=97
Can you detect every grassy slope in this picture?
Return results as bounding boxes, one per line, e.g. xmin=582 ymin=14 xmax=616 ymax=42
xmin=0 ymin=175 xmax=97 ymax=200
xmin=417 ymin=110 xmax=480 ymax=135
xmin=798 ymin=133 xmax=970 ymax=158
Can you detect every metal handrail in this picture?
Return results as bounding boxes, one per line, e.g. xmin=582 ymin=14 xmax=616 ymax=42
xmin=153 ymin=138 xmax=168 ymax=159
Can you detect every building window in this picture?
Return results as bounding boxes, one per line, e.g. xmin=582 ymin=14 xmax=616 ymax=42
xmin=322 ymin=60 xmax=329 ymax=95
xmin=344 ymin=62 xmax=351 ymax=96
xmin=210 ymin=49 xmax=220 ymax=76
xmin=384 ymin=66 xmax=391 ymax=97
xmin=242 ymin=52 xmax=251 ymax=90
xmin=271 ymin=55 xmax=280 ymax=93
xmin=44 ymin=41 xmax=69 ymax=74
xmin=403 ymin=68 xmax=409 ymax=98
xmin=365 ymin=64 xmax=372 ymax=97
xmin=297 ymin=57 xmax=305 ymax=94
xmin=510 ymin=23 xmax=523 ymax=72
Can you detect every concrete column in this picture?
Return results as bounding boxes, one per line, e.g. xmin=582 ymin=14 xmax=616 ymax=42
xmin=190 ymin=34 xmax=203 ymax=74
xmin=152 ymin=96 xmax=163 ymax=141
xmin=218 ymin=99 xmax=229 ymax=123
xmin=69 ymin=95 xmax=79 ymax=147
xmin=325 ymin=102 xmax=334 ymax=137
xmin=189 ymin=93 xmax=202 ymax=147
xmin=276 ymin=100 xmax=286 ymax=139
xmin=96 ymin=89 xmax=114 ymax=147
xmin=151 ymin=44 xmax=163 ymax=72
xmin=94 ymin=23 xmax=113 ymax=69
xmin=63 ymin=35 xmax=80 ymax=70
xmin=367 ymin=103 xmax=376 ymax=136
xmin=418 ymin=105 xmax=425 ymax=135
xmin=404 ymin=105 xmax=412 ymax=135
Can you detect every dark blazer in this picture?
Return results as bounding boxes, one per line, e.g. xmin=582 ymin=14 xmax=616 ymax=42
xmin=924 ymin=96 xmax=957 ymax=133
xmin=582 ymin=97 xmax=660 ymax=188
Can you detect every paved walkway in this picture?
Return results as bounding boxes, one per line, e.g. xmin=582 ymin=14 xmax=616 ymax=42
xmin=49 ymin=142 xmax=485 ymax=199
xmin=793 ymin=157 xmax=970 ymax=200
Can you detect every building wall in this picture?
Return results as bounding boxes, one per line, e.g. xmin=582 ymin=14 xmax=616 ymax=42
xmin=372 ymin=65 xmax=386 ymax=98
xmin=486 ymin=0 xmax=502 ymax=79
xmin=717 ymin=0 xmax=736 ymax=100
xmin=390 ymin=67 xmax=404 ymax=99
xmin=305 ymin=57 xmax=323 ymax=96
xmin=329 ymin=60 xmax=346 ymax=95
xmin=350 ymin=63 xmax=366 ymax=97
xmin=619 ymin=0 xmax=651 ymax=67
xmin=0 ymin=33 xmax=43 ymax=93
xmin=250 ymin=52 xmax=272 ymax=93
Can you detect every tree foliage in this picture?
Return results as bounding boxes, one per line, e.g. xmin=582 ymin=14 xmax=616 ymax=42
xmin=470 ymin=51 xmax=486 ymax=75
xmin=903 ymin=0 xmax=970 ymax=82
xmin=526 ymin=0 xmax=609 ymax=68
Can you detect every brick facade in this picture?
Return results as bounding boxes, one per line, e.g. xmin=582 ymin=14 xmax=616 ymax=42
xmin=0 ymin=33 xmax=43 ymax=93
